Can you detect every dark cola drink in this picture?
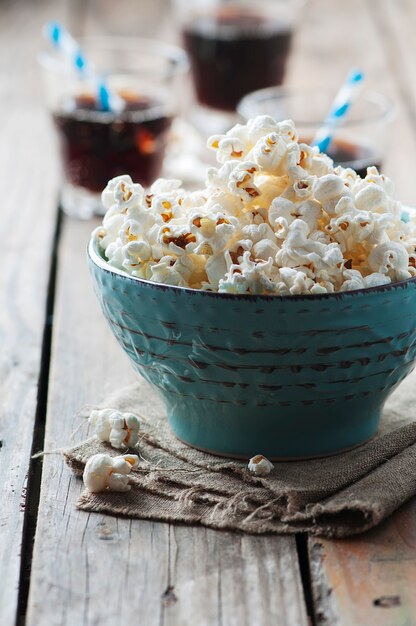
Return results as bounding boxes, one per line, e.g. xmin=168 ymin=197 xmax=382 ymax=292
xmin=183 ymin=8 xmax=293 ymax=112
xmin=325 ymin=139 xmax=382 ymax=178
xmin=53 ymin=93 xmax=173 ymax=192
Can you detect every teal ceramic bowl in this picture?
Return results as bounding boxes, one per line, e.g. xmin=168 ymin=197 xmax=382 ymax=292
xmin=88 ymin=238 xmax=416 ymax=459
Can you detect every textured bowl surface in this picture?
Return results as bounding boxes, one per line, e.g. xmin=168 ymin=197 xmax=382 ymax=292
xmin=88 ymin=239 xmax=416 ymax=459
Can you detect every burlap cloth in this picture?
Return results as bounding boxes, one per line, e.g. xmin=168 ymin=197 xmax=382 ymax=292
xmin=64 ymin=370 xmax=416 ymax=538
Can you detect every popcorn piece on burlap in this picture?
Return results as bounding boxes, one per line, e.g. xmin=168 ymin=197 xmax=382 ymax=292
xmin=64 ymin=371 xmax=416 ymax=538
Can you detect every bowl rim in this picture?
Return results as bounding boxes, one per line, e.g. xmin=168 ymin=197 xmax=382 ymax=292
xmin=88 ymin=237 xmax=416 ymax=302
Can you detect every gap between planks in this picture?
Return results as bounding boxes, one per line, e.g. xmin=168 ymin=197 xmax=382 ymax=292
xmin=0 ymin=1 xmax=64 ymax=624
xmin=15 ymin=209 xmax=62 ymax=626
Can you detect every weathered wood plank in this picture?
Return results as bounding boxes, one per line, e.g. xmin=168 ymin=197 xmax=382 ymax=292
xmin=304 ymin=0 xmax=416 ymax=623
xmin=0 ymin=1 xmax=62 ymax=624
xmin=310 ymin=500 xmax=416 ymax=626
xmin=27 ymin=216 xmax=308 ymax=626
xmin=165 ymin=526 xmax=308 ymax=626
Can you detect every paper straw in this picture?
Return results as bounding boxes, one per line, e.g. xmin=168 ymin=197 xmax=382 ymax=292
xmin=312 ymin=69 xmax=364 ymax=153
xmin=44 ymin=21 xmax=88 ymax=75
xmin=43 ymin=21 xmax=124 ymax=113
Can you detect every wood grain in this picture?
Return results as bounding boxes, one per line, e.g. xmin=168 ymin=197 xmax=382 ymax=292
xmin=310 ymin=500 xmax=416 ymax=626
xmin=26 ymin=218 xmax=308 ymax=626
xmin=164 ymin=527 xmax=308 ymax=626
xmin=0 ymin=1 xmax=62 ymax=624
xmin=301 ymin=1 xmax=416 ymax=623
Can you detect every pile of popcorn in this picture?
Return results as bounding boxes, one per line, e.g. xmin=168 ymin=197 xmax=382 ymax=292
xmin=94 ymin=116 xmax=416 ymax=295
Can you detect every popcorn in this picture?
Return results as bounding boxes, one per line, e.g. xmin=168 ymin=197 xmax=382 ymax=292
xmin=293 ymin=176 xmax=315 ymax=201
xmin=122 ymin=240 xmax=152 ymax=276
xmin=190 ymin=211 xmax=239 ymax=254
xmin=364 ymin=272 xmax=392 ymax=288
xmin=340 ymin=269 xmax=391 ymax=291
xmin=83 ymin=453 xmax=139 ymax=493
xmin=88 ymin=409 xmax=114 ymax=442
xmin=219 ymin=252 xmax=277 ymax=294
xmin=314 ymin=174 xmax=351 ymax=214
xmin=248 ymin=455 xmax=274 ymax=476
xmin=94 ymin=117 xmax=416 ymax=295
xmin=149 ymin=256 xmax=187 ymax=286
xmin=368 ymin=241 xmax=411 ymax=281
xmin=101 ymin=175 xmax=144 ymax=212
xmin=276 ymin=219 xmax=344 ymax=272
xmin=247 ymin=115 xmax=294 ymax=144
xmin=269 ymin=198 xmax=321 ymax=237
xmin=355 ymin=183 xmax=386 ymax=212
xmin=108 ymin=413 xmax=141 ymax=449
xmin=278 ymin=267 xmax=315 ymax=295
xmin=252 ymin=238 xmax=279 ymax=262
xmin=205 ymin=250 xmax=232 ymax=290
xmin=340 ymin=269 xmax=366 ymax=292
xmin=251 ymin=132 xmax=289 ymax=173
xmin=228 ymin=162 xmax=260 ymax=202
xmin=208 ymin=134 xmax=247 ymax=163
xmin=89 ymin=409 xmax=141 ymax=450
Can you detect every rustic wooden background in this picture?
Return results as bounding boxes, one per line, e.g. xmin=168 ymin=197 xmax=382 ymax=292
xmin=1 ymin=0 xmax=416 ymax=625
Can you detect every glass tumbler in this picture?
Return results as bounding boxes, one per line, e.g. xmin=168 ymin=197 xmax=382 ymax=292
xmin=238 ymin=87 xmax=394 ymax=177
xmin=39 ymin=37 xmax=189 ymax=219
xmin=174 ymin=0 xmax=304 ymax=134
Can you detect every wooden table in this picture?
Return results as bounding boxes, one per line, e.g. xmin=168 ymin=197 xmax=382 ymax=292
xmin=2 ymin=0 xmax=416 ymax=624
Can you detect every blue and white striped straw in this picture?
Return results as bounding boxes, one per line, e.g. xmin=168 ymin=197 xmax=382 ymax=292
xmin=312 ymin=69 xmax=364 ymax=153
xmin=44 ymin=21 xmax=89 ymax=75
xmin=43 ymin=21 xmax=124 ymax=113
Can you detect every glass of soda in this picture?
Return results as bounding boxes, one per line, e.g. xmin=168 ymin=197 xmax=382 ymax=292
xmin=174 ymin=0 xmax=304 ymax=134
xmin=238 ymin=87 xmax=394 ymax=177
xmin=39 ymin=37 xmax=189 ymax=218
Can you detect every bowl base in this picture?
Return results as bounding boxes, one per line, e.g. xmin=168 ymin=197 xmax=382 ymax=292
xmin=172 ymin=431 xmax=376 ymax=461
xmin=166 ymin=393 xmax=384 ymax=459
